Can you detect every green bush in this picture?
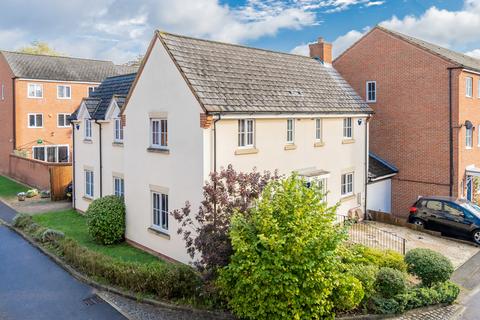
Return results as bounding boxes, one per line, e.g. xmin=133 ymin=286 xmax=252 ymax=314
xmin=40 ymin=229 xmax=65 ymax=243
xmin=405 ymin=248 xmax=454 ymax=286
xmin=375 ymin=267 xmax=406 ymax=298
xmin=86 ymin=195 xmax=125 ymax=245
xmin=370 ymin=296 xmax=401 ymax=314
xmin=218 ymin=175 xmax=349 ymax=319
xmin=340 ymin=244 xmax=407 ymax=272
xmin=58 ymin=238 xmax=202 ymax=300
xmin=12 ymin=213 xmax=33 ymax=228
xmin=349 ymin=264 xmax=379 ymax=304
xmin=333 ymin=275 xmax=364 ymax=311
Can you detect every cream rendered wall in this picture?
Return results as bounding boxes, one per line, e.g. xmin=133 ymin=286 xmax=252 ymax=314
xmin=99 ymin=113 xmax=124 ymax=196
xmin=73 ymin=118 xmax=101 ymax=212
xmin=213 ymin=116 xmax=368 ymax=215
xmin=367 ymin=179 xmax=392 ymax=213
xmin=123 ymin=39 xmax=205 ymax=263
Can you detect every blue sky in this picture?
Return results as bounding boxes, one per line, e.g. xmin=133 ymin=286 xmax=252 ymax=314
xmin=0 ymin=0 xmax=478 ymax=63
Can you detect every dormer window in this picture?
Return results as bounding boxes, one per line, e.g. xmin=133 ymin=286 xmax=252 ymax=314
xmin=84 ymin=119 xmax=92 ymax=140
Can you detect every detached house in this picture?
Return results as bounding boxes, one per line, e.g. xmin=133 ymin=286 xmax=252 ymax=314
xmin=72 ymin=31 xmax=372 ymax=263
xmin=0 ymin=51 xmax=136 ymax=175
xmin=334 ymin=26 xmax=480 ymax=217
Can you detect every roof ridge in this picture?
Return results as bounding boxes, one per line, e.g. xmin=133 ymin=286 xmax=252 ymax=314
xmin=105 ymin=72 xmax=137 ymax=79
xmin=156 ymin=30 xmax=317 ymax=61
xmin=0 ymin=50 xmax=115 ymax=64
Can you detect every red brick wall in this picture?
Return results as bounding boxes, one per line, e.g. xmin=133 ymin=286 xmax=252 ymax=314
xmin=0 ymin=55 xmax=15 ymax=174
xmin=334 ymin=28 xmax=459 ymax=217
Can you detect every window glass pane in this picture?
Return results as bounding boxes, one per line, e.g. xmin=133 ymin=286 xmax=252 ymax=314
xmin=444 ymin=203 xmax=463 ymax=217
xmin=58 ymin=146 xmax=68 ymax=162
xmin=47 ymin=146 xmax=57 ymax=162
xmin=29 ymin=115 xmax=35 ymax=127
xmin=426 ymin=201 xmax=442 ymax=210
xmin=33 ymin=147 xmax=45 ymax=161
xmin=58 ymin=114 xmax=65 ymax=127
xmin=36 ymin=114 xmax=43 ymax=127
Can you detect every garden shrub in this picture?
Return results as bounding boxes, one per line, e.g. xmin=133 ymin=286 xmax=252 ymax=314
xmin=405 ymin=248 xmax=454 ymax=286
xmin=332 ymin=275 xmax=364 ymax=311
xmin=219 ymin=175 xmax=349 ymax=320
xmin=86 ymin=195 xmax=125 ymax=245
xmin=348 ymin=264 xmax=379 ymax=304
xmin=370 ymin=296 xmax=401 ymax=314
xmin=375 ymin=267 xmax=406 ymax=298
xmin=12 ymin=213 xmax=33 ymax=228
xmin=40 ymin=229 xmax=65 ymax=243
xmin=341 ymin=244 xmax=407 ymax=271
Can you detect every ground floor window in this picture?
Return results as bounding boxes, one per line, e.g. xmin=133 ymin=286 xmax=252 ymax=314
xmin=113 ymin=177 xmax=124 ymax=198
xmin=152 ymin=192 xmax=168 ymax=232
xmin=32 ymin=145 xmax=69 ymax=163
xmin=85 ymin=170 xmax=94 ymax=198
xmin=341 ymin=172 xmax=354 ymax=196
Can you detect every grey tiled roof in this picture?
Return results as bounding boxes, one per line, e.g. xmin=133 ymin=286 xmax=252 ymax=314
xmin=0 ymin=51 xmax=137 ymax=82
xmin=70 ymin=73 xmax=136 ymax=120
xmin=158 ymin=32 xmax=372 ymax=114
xmin=377 ymin=26 xmax=480 ymax=72
xmin=369 ymin=153 xmax=398 ymax=181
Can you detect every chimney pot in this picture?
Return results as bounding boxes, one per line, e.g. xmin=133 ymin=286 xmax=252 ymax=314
xmin=309 ymin=36 xmax=333 ymax=64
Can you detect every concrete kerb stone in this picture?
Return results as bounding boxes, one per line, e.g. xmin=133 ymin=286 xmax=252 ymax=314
xmin=0 ymin=216 xmax=233 ymax=320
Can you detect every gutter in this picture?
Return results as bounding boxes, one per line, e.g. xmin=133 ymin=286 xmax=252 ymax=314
xmin=12 ymin=77 xmax=16 ymax=151
xmin=94 ymin=120 xmax=103 ymax=197
xmin=364 ymin=115 xmax=370 ymax=219
xmin=448 ymin=66 xmax=463 ymax=197
xmin=212 ymin=114 xmax=222 ymax=173
xmin=71 ymin=121 xmax=76 ymax=209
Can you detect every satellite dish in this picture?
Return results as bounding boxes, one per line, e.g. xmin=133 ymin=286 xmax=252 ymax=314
xmin=465 ymin=120 xmax=473 ymax=130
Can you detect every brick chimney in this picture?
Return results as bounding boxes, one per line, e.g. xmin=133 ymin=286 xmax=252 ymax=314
xmin=309 ymin=37 xmax=332 ymax=64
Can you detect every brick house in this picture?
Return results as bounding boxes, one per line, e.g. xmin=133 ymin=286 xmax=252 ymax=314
xmin=0 ymin=51 xmax=136 ymax=175
xmin=334 ymin=26 xmax=480 ymax=217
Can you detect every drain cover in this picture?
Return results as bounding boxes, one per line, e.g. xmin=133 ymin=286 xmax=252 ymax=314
xmin=82 ymin=295 xmax=104 ymax=306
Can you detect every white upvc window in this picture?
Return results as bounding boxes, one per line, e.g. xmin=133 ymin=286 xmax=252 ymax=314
xmin=152 ymin=191 xmax=169 ymax=232
xmin=343 ymin=117 xmax=353 ymax=139
xmin=84 ymin=119 xmax=92 ymax=140
xmin=57 ymin=85 xmax=71 ymax=99
xmin=150 ymin=118 xmax=168 ymax=148
xmin=341 ymin=172 xmax=354 ymax=197
xmin=318 ymin=177 xmax=328 ymax=201
xmin=286 ymin=118 xmax=295 ymax=144
xmin=28 ymin=113 xmax=43 ymax=128
xmin=32 ymin=146 xmax=45 ymax=161
xmin=57 ymin=113 xmax=71 ymax=128
xmin=88 ymin=86 xmax=97 ymax=97
xmin=85 ymin=170 xmax=94 ymax=198
xmin=33 ymin=145 xmax=69 ymax=163
xmin=28 ymin=83 xmax=43 ymax=98
xmin=238 ymin=119 xmax=254 ymax=147
xmin=113 ymin=177 xmax=124 ymax=197
xmin=466 ymin=77 xmax=473 ymax=98
xmin=315 ymin=118 xmax=322 ymax=141
xmin=1 ymin=83 xmax=4 ymax=100
xmin=466 ymin=127 xmax=473 ymax=149
xmin=114 ymin=118 xmax=124 ymax=142
xmin=366 ymin=81 xmax=376 ymax=102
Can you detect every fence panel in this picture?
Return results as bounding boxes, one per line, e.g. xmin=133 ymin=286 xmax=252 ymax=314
xmin=49 ymin=166 xmax=72 ymax=201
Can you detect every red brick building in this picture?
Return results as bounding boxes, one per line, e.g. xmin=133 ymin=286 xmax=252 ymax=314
xmin=334 ymin=26 xmax=480 ymax=217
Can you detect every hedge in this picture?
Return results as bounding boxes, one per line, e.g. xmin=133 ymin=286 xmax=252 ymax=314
xmin=405 ymin=248 xmax=454 ymax=286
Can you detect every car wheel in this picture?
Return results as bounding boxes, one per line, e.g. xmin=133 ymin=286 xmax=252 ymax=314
xmin=412 ymin=219 xmax=425 ymax=227
xmin=472 ymin=230 xmax=480 ymax=245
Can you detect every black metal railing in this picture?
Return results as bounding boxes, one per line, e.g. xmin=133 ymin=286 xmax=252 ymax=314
xmin=337 ymin=215 xmax=406 ymax=255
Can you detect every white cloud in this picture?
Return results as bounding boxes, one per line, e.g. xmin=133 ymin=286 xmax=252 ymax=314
xmin=365 ymin=1 xmax=384 ymax=7
xmin=466 ymin=49 xmax=480 ymax=59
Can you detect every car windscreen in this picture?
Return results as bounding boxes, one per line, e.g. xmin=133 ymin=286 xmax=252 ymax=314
xmin=460 ymin=202 xmax=480 ymax=217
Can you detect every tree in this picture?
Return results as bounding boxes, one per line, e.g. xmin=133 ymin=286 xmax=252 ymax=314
xmin=18 ymin=41 xmax=62 ymax=56
xmin=218 ymin=175 xmax=350 ymax=319
xmin=124 ymin=54 xmax=144 ymax=67
xmin=173 ymin=165 xmax=279 ymax=277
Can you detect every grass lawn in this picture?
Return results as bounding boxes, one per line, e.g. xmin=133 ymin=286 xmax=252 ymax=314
xmin=33 ymin=209 xmax=163 ymax=264
xmin=0 ymin=175 xmax=29 ymax=199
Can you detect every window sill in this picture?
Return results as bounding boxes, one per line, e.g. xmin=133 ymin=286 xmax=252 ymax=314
xmin=284 ymin=144 xmax=297 ymax=150
xmin=82 ymin=196 xmax=93 ymax=202
xmin=147 ymin=147 xmax=170 ymax=154
xmin=466 ymin=147 xmax=473 ymax=150
xmin=112 ymin=142 xmax=124 ymax=147
xmin=314 ymin=141 xmax=325 ymax=148
xmin=83 ymin=139 xmax=93 ymax=144
xmin=342 ymin=139 xmax=355 ymax=144
xmin=148 ymin=227 xmax=170 ymax=240
xmin=340 ymin=194 xmax=355 ymax=202
xmin=235 ymin=148 xmax=258 ymax=155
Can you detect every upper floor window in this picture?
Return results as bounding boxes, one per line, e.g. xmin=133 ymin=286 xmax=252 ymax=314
xmin=88 ymin=86 xmax=97 ymax=97
xmin=366 ymin=81 xmax=376 ymax=102
xmin=84 ymin=119 xmax=92 ymax=139
xmin=28 ymin=83 xmax=43 ymax=98
xmin=114 ymin=118 xmax=124 ymax=142
xmin=341 ymin=172 xmax=354 ymax=197
xmin=152 ymin=191 xmax=168 ymax=232
xmin=466 ymin=77 xmax=473 ymax=98
xmin=57 ymin=113 xmax=71 ymax=128
xmin=57 ymin=85 xmax=71 ymax=99
xmin=1 ymin=83 xmax=4 ymax=101
xmin=466 ymin=127 xmax=473 ymax=148
xmin=238 ymin=119 xmax=254 ymax=147
xmin=85 ymin=170 xmax=94 ymax=198
xmin=28 ymin=113 xmax=43 ymax=128
xmin=113 ymin=177 xmax=124 ymax=198
xmin=151 ymin=118 xmax=168 ymax=148
xmin=343 ymin=117 xmax=353 ymax=139
xmin=315 ymin=118 xmax=322 ymax=141
xmin=286 ymin=118 xmax=295 ymax=144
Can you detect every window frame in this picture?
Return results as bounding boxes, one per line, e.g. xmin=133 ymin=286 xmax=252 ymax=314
xmin=341 ymin=172 xmax=354 ymax=197
xmin=113 ymin=176 xmax=125 ymax=198
xmin=466 ymin=77 xmax=473 ymax=98
xmin=85 ymin=170 xmax=94 ymax=198
xmin=87 ymin=86 xmax=97 ymax=97
xmin=84 ymin=119 xmax=92 ymax=140
xmin=286 ymin=118 xmax=295 ymax=144
xmin=466 ymin=127 xmax=473 ymax=149
xmin=114 ymin=118 xmax=124 ymax=143
xmin=32 ymin=146 xmax=45 ymax=161
xmin=32 ymin=144 xmax=69 ymax=163
xmin=57 ymin=113 xmax=71 ymax=128
xmin=27 ymin=83 xmax=43 ymax=99
xmin=366 ymin=81 xmax=376 ymax=103
xmin=57 ymin=85 xmax=72 ymax=99
xmin=150 ymin=118 xmax=168 ymax=149
xmin=238 ymin=119 xmax=255 ymax=148
xmin=343 ymin=117 xmax=353 ymax=139
xmin=152 ymin=191 xmax=169 ymax=233
xmin=315 ymin=118 xmax=322 ymax=141
xmin=28 ymin=113 xmax=43 ymax=128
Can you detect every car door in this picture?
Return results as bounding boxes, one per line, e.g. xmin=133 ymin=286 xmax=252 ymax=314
xmin=422 ymin=200 xmax=445 ymax=230
xmin=440 ymin=202 xmax=472 ymax=236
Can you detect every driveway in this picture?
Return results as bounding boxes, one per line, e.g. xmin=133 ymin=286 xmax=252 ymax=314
xmin=0 ymin=222 xmax=125 ymax=320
